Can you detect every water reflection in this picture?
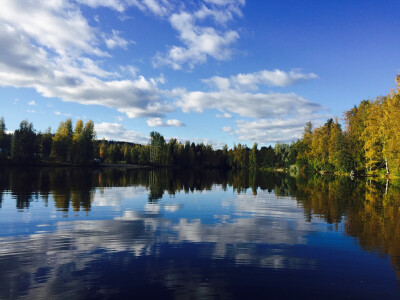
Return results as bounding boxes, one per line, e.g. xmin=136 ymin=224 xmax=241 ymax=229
xmin=0 ymin=167 xmax=399 ymax=298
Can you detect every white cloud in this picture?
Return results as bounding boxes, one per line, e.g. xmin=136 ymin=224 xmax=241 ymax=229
xmin=75 ymin=0 xmax=126 ymax=12
xmin=27 ymin=109 xmax=36 ymax=113
xmin=188 ymin=137 xmax=226 ymax=149
xmin=176 ymin=69 xmax=323 ymax=143
xmin=168 ymin=136 xmax=225 ymax=149
xmin=129 ymin=0 xmax=170 ymax=17
xmin=233 ymin=69 xmax=318 ymax=90
xmin=54 ymin=111 xmax=61 ymax=115
xmin=0 ymin=0 xmax=107 ymax=57
xmin=103 ymin=30 xmax=132 ymax=50
xmin=95 ymin=122 xmax=149 ymax=144
xmin=127 ymin=0 xmax=244 ymax=70
xmin=28 ymin=100 xmax=37 ymax=106
xmin=120 ymin=65 xmax=140 ymax=78
xmin=234 ymin=117 xmax=326 ymax=144
xmin=176 ymin=89 xmax=323 ymax=119
xmin=204 ymin=76 xmax=231 ymax=90
xmin=153 ymin=1 xmax=243 ymax=70
xmin=147 ymin=117 xmax=185 ymax=127
xmin=205 ymin=69 xmax=318 ymax=91
xmin=204 ymin=0 xmax=246 ymax=6
xmin=0 ymin=14 xmax=172 ymax=118
xmin=195 ymin=1 xmax=244 ymax=24
xmin=216 ymin=112 xmax=232 ymax=119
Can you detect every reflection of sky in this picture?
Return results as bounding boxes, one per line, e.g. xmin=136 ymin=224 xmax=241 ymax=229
xmin=0 ymin=185 xmax=398 ymax=298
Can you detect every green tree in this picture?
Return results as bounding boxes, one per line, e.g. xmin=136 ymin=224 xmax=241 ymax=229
xmin=82 ymin=120 xmax=95 ymax=163
xmin=381 ymin=79 xmax=400 ymax=174
xmin=233 ymin=143 xmax=249 ymax=169
xmin=51 ymin=119 xmax=73 ymax=162
xmin=72 ymin=120 xmax=84 ymax=163
xmin=274 ymin=142 xmax=290 ymax=168
xmin=150 ymin=131 xmax=166 ymax=165
xmin=99 ymin=139 xmax=108 ymax=161
xmin=11 ymin=120 xmax=37 ymax=162
xmin=130 ymin=145 xmax=140 ymax=164
xmin=259 ymin=146 xmax=275 ymax=168
xmin=139 ymin=145 xmax=150 ymax=165
xmin=0 ymin=117 xmax=7 ymax=159
xmin=40 ymin=127 xmax=53 ymax=160
xmin=344 ymin=101 xmax=370 ymax=170
xmin=166 ymin=138 xmax=177 ymax=166
xmin=296 ymin=121 xmax=313 ymax=167
xmin=362 ymin=99 xmax=385 ymax=172
xmin=249 ymin=142 xmax=258 ymax=168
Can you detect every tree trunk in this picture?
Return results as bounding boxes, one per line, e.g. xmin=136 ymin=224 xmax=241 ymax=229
xmin=385 ymin=158 xmax=390 ymax=174
xmin=385 ymin=178 xmax=389 ymax=195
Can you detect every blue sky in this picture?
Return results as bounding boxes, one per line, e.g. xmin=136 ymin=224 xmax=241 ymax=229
xmin=1 ymin=0 xmax=399 ymax=147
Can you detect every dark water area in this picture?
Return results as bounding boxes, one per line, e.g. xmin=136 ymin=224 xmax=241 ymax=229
xmin=0 ymin=167 xmax=400 ymax=299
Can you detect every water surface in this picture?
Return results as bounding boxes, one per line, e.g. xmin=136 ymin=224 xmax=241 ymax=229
xmin=0 ymin=167 xmax=399 ymax=299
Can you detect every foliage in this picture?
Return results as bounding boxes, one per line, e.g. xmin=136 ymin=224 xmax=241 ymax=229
xmin=11 ymin=120 xmax=37 ymax=162
xmin=0 ymin=117 xmax=9 ymax=160
xmin=1 ymin=75 xmax=400 ymax=173
xmin=51 ymin=119 xmax=73 ymax=162
xmin=295 ymin=76 xmax=400 ymax=174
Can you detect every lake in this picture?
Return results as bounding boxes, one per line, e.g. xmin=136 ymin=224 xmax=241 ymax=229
xmin=0 ymin=167 xmax=399 ymax=299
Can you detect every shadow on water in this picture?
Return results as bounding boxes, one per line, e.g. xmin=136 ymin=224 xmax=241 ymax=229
xmin=0 ymin=167 xmax=400 ymax=298
xmin=0 ymin=167 xmax=288 ymax=209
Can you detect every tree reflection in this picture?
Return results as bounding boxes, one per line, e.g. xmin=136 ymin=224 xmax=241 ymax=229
xmin=292 ymin=175 xmax=400 ymax=284
xmin=1 ymin=167 xmax=400 ymax=283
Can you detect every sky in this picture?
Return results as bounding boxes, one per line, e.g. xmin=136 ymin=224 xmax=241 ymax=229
xmin=1 ymin=0 xmax=400 ymax=148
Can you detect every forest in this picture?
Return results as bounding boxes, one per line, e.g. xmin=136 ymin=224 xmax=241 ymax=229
xmin=1 ymin=76 xmax=399 ymax=175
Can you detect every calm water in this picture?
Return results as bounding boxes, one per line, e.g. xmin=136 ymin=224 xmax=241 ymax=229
xmin=0 ymin=167 xmax=399 ymax=299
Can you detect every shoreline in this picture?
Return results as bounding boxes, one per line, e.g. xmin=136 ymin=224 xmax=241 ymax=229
xmin=0 ymin=161 xmax=150 ymax=169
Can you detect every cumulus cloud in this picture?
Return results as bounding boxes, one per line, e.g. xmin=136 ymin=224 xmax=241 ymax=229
xmin=194 ymin=2 xmax=244 ymax=24
xmin=95 ymin=122 xmax=149 ymax=144
xmin=167 ymin=136 xmax=225 ymax=149
xmin=75 ymin=0 xmax=126 ymax=12
xmin=28 ymin=100 xmax=37 ymax=106
xmin=177 ymin=69 xmax=322 ymax=143
xmin=129 ymin=0 xmax=171 ymax=17
xmin=127 ymin=0 xmax=244 ymax=70
xmin=0 ymin=0 xmax=247 ymax=121
xmin=216 ymin=112 xmax=233 ymax=119
xmin=187 ymin=137 xmax=226 ymax=149
xmin=0 ymin=0 xmax=107 ymax=57
xmin=154 ymin=11 xmax=239 ymax=69
xmin=147 ymin=117 xmax=185 ymax=127
xmin=176 ymin=89 xmax=323 ymax=119
xmin=103 ymin=30 xmax=132 ymax=50
xmin=204 ymin=69 xmax=318 ymax=91
xmin=204 ymin=0 xmax=245 ymax=6
xmin=0 ymin=2 xmax=172 ymax=119
xmin=234 ymin=117 xmax=326 ymax=144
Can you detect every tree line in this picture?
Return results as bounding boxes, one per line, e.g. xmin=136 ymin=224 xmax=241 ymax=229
xmin=294 ymin=75 xmax=400 ymax=175
xmin=0 ymin=115 xmax=291 ymax=168
xmin=0 ymin=118 xmax=95 ymax=164
xmin=1 ymin=75 xmax=399 ymax=173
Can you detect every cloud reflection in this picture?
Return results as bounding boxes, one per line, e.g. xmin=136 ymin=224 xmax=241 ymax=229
xmin=0 ymin=188 xmax=318 ymax=298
